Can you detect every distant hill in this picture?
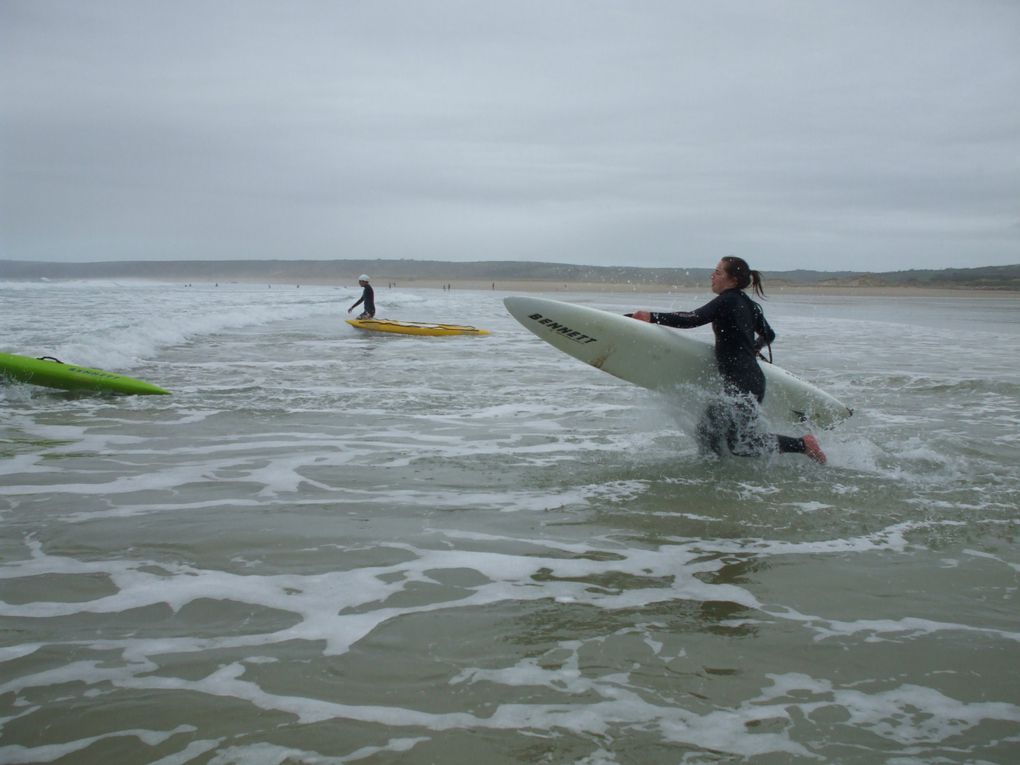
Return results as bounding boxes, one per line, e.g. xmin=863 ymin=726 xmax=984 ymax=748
xmin=1 ymin=259 xmax=1018 ymax=291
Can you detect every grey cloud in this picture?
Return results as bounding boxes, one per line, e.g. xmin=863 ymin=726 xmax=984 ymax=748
xmin=2 ymin=0 xmax=1018 ymax=270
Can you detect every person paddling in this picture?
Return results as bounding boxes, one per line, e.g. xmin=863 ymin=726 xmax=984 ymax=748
xmin=348 ymin=274 xmax=375 ymax=319
xmin=630 ymin=256 xmax=826 ymax=464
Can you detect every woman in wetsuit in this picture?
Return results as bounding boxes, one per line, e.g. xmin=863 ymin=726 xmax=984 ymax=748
xmin=630 ymin=256 xmax=826 ymax=464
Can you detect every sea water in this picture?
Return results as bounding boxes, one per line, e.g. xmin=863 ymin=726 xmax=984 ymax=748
xmin=1 ymin=280 xmax=1018 ymax=764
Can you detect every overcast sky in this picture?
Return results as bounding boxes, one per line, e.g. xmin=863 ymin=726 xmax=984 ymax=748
xmin=2 ymin=0 xmax=1018 ymax=272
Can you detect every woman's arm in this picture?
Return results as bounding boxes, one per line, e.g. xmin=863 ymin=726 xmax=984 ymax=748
xmin=753 ymin=304 xmax=776 ymax=350
xmin=631 ymin=296 xmax=721 ymax=328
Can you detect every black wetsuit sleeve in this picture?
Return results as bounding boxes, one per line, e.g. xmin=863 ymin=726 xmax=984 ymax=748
xmin=351 ymin=285 xmax=374 ymax=312
xmin=649 ymin=296 xmax=723 ymax=328
xmin=752 ymin=304 xmax=776 ymax=352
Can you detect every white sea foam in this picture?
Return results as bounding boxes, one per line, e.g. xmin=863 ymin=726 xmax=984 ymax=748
xmin=0 ymin=725 xmax=196 ymax=765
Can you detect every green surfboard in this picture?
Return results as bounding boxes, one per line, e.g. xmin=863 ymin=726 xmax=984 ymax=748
xmin=0 ymin=352 xmax=170 ymax=395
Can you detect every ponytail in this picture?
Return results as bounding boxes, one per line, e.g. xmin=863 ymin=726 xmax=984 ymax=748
xmin=748 ymin=269 xmax=766 ymax=299
xmin=721 ymin=256 xmax=766 ymax=298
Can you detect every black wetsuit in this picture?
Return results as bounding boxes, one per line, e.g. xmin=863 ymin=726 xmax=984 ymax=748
xmin=351 ymin=284 xmax=375 ymax=318
xmin=650 ymin=289 xmax=805 ymax=457
xmin=651 ymin=289 xmax=773 ymax=400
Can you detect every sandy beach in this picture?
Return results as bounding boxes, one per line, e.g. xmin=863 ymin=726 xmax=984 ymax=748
xmin=238 ymin=275 xmax=1020 ymax=298
xmin=4 ymin=257 xmax=1017 ymax=296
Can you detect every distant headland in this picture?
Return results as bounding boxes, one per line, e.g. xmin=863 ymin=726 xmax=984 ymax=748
xmin=2 ymin=259 xmax=1018 ymax=293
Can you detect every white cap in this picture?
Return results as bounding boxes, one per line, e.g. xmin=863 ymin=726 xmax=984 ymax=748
xmin=359 ymin=274 xmax=370 ymax=282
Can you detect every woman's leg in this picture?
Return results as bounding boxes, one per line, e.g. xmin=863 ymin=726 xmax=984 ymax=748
xmin=696 ymin=400 xmax=728 ymax=456
xmin=725 ymin=394 xmax=773 ymax=457
xmin=776 ymin=434 xmax=827 ymax=464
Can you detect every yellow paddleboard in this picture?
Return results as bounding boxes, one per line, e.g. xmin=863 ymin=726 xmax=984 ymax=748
xmin=346 ymin=318 xmax=490 ymax=337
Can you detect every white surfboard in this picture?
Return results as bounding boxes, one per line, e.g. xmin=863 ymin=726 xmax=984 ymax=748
xmin=504 ymin=296 xmax=852 ymax=429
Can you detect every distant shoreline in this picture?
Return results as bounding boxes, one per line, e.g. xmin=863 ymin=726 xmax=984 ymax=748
xmin=2 ymin=258 xmax=1018 ymax=295
xmin=3 ymin=274 xmax=1019 ymax=297
xmin=44 ymin=275 xmax=1012 ymax=298
xmin=357 ymin=278 xmax=1020 ymax=298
